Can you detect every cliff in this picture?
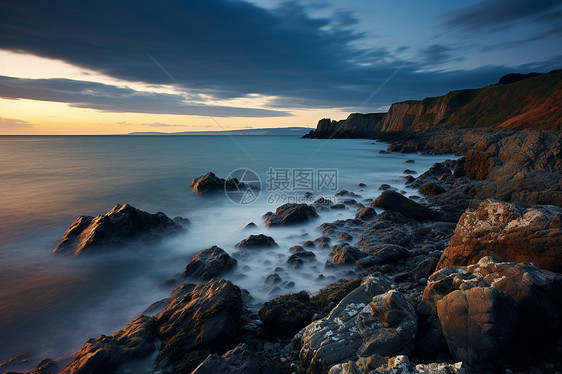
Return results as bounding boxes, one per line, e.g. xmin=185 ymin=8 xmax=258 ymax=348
xmin=304 ymin=69 xmax=562 ymax=138
xmin=303 ymin=112 xmax=385 ymax=138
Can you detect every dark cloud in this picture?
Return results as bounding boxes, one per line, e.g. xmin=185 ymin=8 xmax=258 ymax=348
xmin=419 ymin=44 xmax=456 ymax=66
xmin=0 ymin=75 xmax=290 ymax=117
xmin=442 ymin=0 xmax=562 ymax=30
xmin=0 ymin=116 xmax=34 ymax=129
xmin=0 ymin=0 xmax=560 ymax=113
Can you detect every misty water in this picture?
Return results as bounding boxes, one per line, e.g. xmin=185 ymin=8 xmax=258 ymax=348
xmin=0 ymin=135 xmax=451 ymax=368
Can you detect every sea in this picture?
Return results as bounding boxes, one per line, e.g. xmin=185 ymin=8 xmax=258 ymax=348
xmin=0 ymin=135 xmax=451 ymax=369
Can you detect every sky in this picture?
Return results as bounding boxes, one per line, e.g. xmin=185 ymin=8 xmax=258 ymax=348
xmin=0 ymin=0 xmax=561 ymax=134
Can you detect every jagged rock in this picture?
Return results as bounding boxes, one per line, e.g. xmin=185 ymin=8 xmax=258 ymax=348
xmin=59 ymin=315 xmax=155 ymax=374
xmin=408 ymin=258 xmax=438 ymax=282
xmin=60 ymin=280 xmax=245 ymax=374
xmin=303 ymin=240 xmax=316 ymax=248
xmin=374 ymin=191 xmax=433 ymax=221
xmin=330 ymin=243 xmax=367 ymax=264
xmin=289 ymin=245 xmax=305 ymax=253
xmin=53 ymin=204 xmax=187 ymax=255
xmin=154 ymin=280 xmax=245 ymax=373
xmin=235 ymin=234 xmax=278 ymax=249
xmin=330 ymin=355 xmax=466 ymax=374
xmin=184 ymin=246 xmax=237 ymax=280
xmin=437 ymin=199 xmax=562 ymax=272
xmin=192 ymin=343 xmax=280 ymax=374
xmin=417 ymin=257 xmax=562 ymax=367
xmin=356 ymin=207 xmax=377 ymax=220
xmin=266 ymin=203 xmax=318 ymax=226
xmin=299 ymin=276 xmax=419 ymax=373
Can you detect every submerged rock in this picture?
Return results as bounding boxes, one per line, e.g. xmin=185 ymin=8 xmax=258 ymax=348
xmin=53 ymin=204 xmax=187 ymax=255
xmin=235 ymin=234 xmax=278 ymax=249
xmin=184 ymin=246 xmax=237 ymax=280
xmin=266 ymin=203 xmax=318 ymax=226
xmin=437 ymin=199 xmax=562 ymax=272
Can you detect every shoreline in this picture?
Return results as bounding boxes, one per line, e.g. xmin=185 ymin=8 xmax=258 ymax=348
xmin=3 ymin=133 xmax=562 ymax=374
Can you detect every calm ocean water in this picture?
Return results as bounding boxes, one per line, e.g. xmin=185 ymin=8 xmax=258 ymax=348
xmin=0 ymin=135 xmax=451 ymax=369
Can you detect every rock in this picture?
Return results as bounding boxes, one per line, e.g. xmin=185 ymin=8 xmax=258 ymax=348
xmin=192 ymin=343 xmax=280 ymax=374
xmin=331 ymin=204 xmax=346 ymax=210
xmin=28 ymin=358 xmax=58 ymax=374
xmin=303 ymin=240 xmax=316 ymax=248
xmin=330 ymin=243 xmax=367 ymax=264
xmin=244 ymin=222 xmax=257 ymax=229
xmin=417 ymin=257 xmax=562 ymax=366
xmin=379 ymin=184 xmax=394 ymax=191
xmin=355 ymin=207 xmax=377 ymax=220
xmin=260 ymin=291 xmax=315 ymax=336
xmin=154 ymin=280 xmax=245 ymax=373
xmin=358 ymin=183 xmax=367 ymax=188
xmin=0 ymin=352 xmax=30 ymax=372
xmin=328 ymin=361 xmax=362 ymax=374
xmin=184 ymin=246 xmax=237 ymax=280
xmin=336 ymin=355 xmax=466 ymax=374
xmin=53 ymin=204 xmax=187 ymax=255
xmin=363 ymin=244 xmax=411 ymax=265
xmin=437 ymin=199 xmax=562 ymax=273
xmin=262 ymin=211 xmax=273 ymax=220
xmin=437 ymin=287 xmax=517 ymax=366
xmin=408 ymin=257 xmax=438 ymax=282
xmin=264 ymin=273 xmax=282 ymax=285
xmin=299 ymin=277 xmax=417 ymax=374
xmin=60 ymin=279 xmax=246 ymax=374
xmin=374 ymin=191 xmax=433 ymax=220
xmin=339 ymin=232 xmax=353 ymax=241
xmin=59 ymin=315 xmax=155 ymax=374
xmin=189 ymin=172 xmax=254 ymax=195
xmin=315 ymin=236 xmax=331 ymax=248
xmin=419 ymin=182 xmax=446 ymax=196
xmin=404 ymin=169 xmax=417 ymax=174
xmin=287 ymin=251 xmax=316 ymax=268
xmin=289 ymin=245 xmax=305 ymax=253
xmin=266 ymin=203 xmax=319 ymax=226
xmin=404 ymin=159 xmax=415 ymax=164
xmin=235 ymin=234 xmax=278 ymax=249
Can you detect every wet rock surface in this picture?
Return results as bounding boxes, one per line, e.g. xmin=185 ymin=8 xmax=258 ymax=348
xmin=189 ymin=171 xmax=255 ymax=195
xmin=53 ymin=204 xmax=187 ymax=255
xmin=266 ymin=203 xmax=319 ymax=226
xmin=184 ymin=245 xmax=237 ymax=280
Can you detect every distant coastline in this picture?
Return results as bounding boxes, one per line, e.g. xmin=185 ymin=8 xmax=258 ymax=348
xmin=128 ymin=126 xmax=314 ymax=136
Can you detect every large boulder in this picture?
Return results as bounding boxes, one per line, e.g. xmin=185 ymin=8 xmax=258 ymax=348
xmin=189 ymin=172 xmax=254 ymax=195
xmin=53 ymin=204 xmax=187 ymax=255
xmin=298 ymin=276 xmax=418 ymax=374
xmin=437 ymin=199 xmax=562 ymax=273
xmin=60 ymin=279 xmax=246 ymax=374
xmin=266 ymin=203 xmax=318 ymax=226
xmin=374 ymin=191 xmax=433 ymax=220
xmin=184 ymin=246 xmax=237 ymax=280
xmin=417 ymin=257 xmax=562 ymax=367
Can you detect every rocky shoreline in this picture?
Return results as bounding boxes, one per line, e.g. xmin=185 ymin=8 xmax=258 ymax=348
xmin=4 ymin=134 xmax=562 ymax=374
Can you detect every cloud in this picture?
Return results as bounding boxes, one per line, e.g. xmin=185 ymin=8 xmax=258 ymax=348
xmin=0 ymin=75 xmax=291 ymax=117
xmin=0 ymin=0 xmax=560 ymax=113
xmin=442 ymin=0 xmax=562 ymax=30
xmin=0 ymin=116 xmax=34 ymax=129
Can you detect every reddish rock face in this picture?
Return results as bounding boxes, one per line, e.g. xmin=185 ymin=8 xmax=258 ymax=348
xmin=437 ymin=199 xmax=562 ymax=273
xmin=464 ymin=150 xmax=493 ymax=180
